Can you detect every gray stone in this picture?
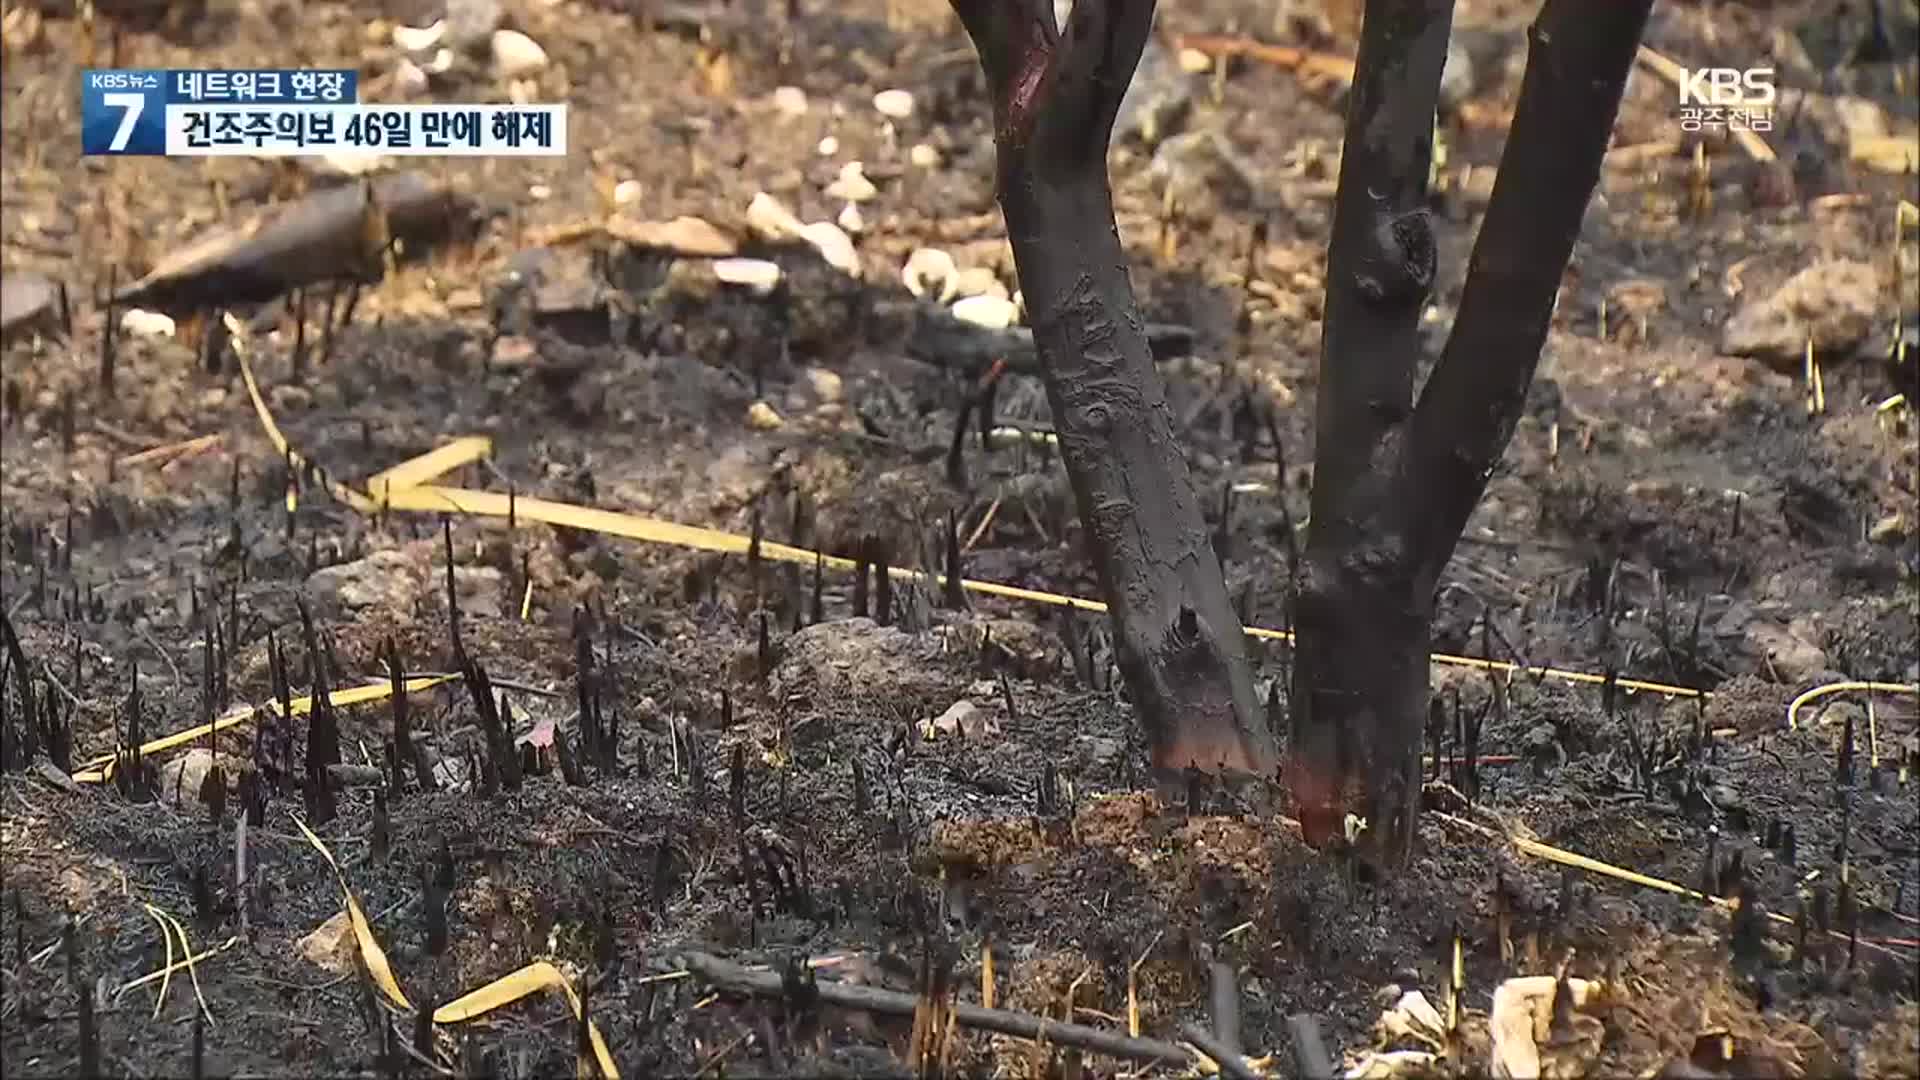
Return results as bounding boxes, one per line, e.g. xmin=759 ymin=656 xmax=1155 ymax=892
xmin=1 ymin=272 xmax=60 ymax=342
xmin=306 ymin=547 xmax=502 ymax=618
xmin=1148 ymin=129 xmax=1259 ymax=210
xmin=1117 ymin=35 xmax=1193 ymax=147
xmin=308 ymin=549 xmax=415 ymax=611
xmin=1743 ymin=619 xmax=1829 ymax=684
xmin=1439 ymin=37 xmax=1475 ymax=109
xmin=444 ymin=0 xmax=501 ymax=54
xmin=158 ymin=748 xmax=245 ymax=806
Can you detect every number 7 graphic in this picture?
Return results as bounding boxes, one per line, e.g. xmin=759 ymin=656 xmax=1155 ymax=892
xmin=103 ymin=91 xmax=144 ymax=151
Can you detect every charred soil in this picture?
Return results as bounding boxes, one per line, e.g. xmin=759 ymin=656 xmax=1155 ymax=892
xmin=2 ymin=0 xmax=1918 ymax=1076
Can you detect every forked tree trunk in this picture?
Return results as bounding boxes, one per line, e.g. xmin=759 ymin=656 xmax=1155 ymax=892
xmin=949 ymin=0 xmax=1277 ymax=775
xmin=1290 ymin=0 xmax=1655 ymax=862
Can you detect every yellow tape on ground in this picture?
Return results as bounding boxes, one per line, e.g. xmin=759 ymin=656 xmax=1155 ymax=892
xmin=294 ymin=817 xmax=412 ymax=1011
xmin=70 ymin=676 xmax=455 ymax=783
xmin=367 ymin=436 xmax=493 ymax=497
xmin=435 ymin=960 xmax=618 ymax=1078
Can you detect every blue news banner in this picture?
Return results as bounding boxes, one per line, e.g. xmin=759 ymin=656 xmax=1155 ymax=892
xmin=81 ymin=69 xmax=566 ymax=157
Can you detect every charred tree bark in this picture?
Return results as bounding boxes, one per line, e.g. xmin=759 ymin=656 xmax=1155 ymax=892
xmin=1291 ymin=0 xmax=1652 ymax=862
xmin=949 ymin=0 xmax=1275 ymax=775
xmin=1288 ymin=0 xmax=1454 ymax=858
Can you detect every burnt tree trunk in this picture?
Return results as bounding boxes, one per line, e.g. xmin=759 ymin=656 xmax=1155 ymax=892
xmin=1290 ymin=0 xmax=1654 ymax=861
xmin=949 ymin=0 xmax=1276 ymax=775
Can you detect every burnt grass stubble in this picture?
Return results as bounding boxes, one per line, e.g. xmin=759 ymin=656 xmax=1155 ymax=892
xmin=2 ymin=0 xmax=1919 ymax=1077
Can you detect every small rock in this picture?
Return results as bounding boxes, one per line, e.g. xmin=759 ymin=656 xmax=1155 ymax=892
xmin=909 ymin=143 xmax=941 ymax=168
xmin=903 ymin=248 xmax=959 ymax=301
xmin=527 ymin=183 xmax=551 ymax=200
xmin=806 ymin=368 xmax=843 ymax=402
xmin=157 ymin=749 xmax=242 ymax=805
xmin=445 ymin=0 xmax=501 ymax=52
xmin=491 ymin=334 xmax=538 ymax=367
xmin=318 ymin=152 xmax=388 ymax=177
xmin=713 ymin=257 xmax=782 ymax=294
xmin=1079 ymin=735 xmax=1125 ymax=768
xmin=1524 ymin=724 xmax=1563 ymax=770
xmin=798 ymin=220 xmax=860 ymax=277
xmin=1722 ymin=260 xmax=1881 ymax=368
xmin=1744 ymin=619 xmax=1829 ymax=683
xmin=1606 ymin=278 xmax=1666 ymax=318
xmin=923 ymin=699 xmax=1000 ymax=740
xmin=1439 ymin=36 xmax=1475 ymax=109
xmin=771 ymin=617 xmax=951 ymax=708
xmin=873 ymin=88 xmax=915 ymax=118
xmin=952 ymin=294 xmax=1018 ymax=330
xmin=393 ymin=58 xmax=430 ymax=96
xmin=606 ymin=214 xmax=737 ymax=256
xmin=746 ymin=192 xmax=804 ymax=239
xmin=772 ymin=85 xmax=808 ymax=116
xmin=837 ymin=202 xmax=865 ymax=233
xmin=1148 ymin=128 xmax=1259 ymax=209
xmin=0 ymin=272 xmax=60 ymax=341
xmin=432 ymin=756 xmax=469 ymax=791
xmin=390 ymin=19 xmax=445 ymax=52
xmin=1869 ymin=511 xmax=1909 ymax=544
xmin=611 ymin=179 xmax=642 ymax=205
xmin=951 ymin=267 xmax=1006 ymax=300
xmin=1177 ymin=47 xmax=1212 ymax=73
xmin=1832 ymin=95 xmax=1891 ymax=143
xmin=747 ymin=401 xmax=784 ymax=430
xmin=120 ymin=308 xmax=174 ymax=337
xmin=296 ymin=910 xmax=355 ymax=976
xmin=816 ymin=135 xmax=840 ymax=157
xmin=454 ymin=567 xmax=504 ymax=619
xmin=491 ymin=29 xmax=547 ymax=79
xmin=1117 ymin=35 xmax=1192 ymax=146
xmin=33 ymin=760 xmax=80 ymax=793
xmin=308 ymin=549 xmax=414 ymax=611
xmin=270 ymin=383 xmax=313 ymax=412
xmin=826 ymin=160 xmax=878 ymax=202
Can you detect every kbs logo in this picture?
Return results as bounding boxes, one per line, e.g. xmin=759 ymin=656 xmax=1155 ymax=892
xmin=1675 ymin=67 xmax=1775 ymax=133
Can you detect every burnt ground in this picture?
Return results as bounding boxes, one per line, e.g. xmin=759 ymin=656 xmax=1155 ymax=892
xmin=2 ymin=0 xmax=1919 ymax=1076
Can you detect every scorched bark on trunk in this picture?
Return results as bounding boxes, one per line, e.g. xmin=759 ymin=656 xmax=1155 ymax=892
xmin=948 ymin=0 xmax=1277 ymax=775
xmin=1290 ymin=0 xmax=1655 ymax=863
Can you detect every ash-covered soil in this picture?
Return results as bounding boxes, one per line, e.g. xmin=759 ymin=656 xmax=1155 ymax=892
xmin=2 ymin=0 xmax=1917 ymax=1076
